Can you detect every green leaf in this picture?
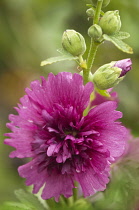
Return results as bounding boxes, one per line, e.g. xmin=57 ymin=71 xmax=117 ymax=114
xmin=15 ymin=189 xmax=47 ymax=210
xmin=41 ymin=54 xmax=78 ymax=66
xmin=114 ymin=31 xmax=130 ymax=40
xmin=103 ymin=34 xmax=133 ymax=54
xmin=1 ymin=202 xmax=31 ymax=210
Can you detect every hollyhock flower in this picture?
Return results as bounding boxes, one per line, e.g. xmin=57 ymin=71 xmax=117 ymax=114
xmin=4 ymin=72 xmax=127 ymax=202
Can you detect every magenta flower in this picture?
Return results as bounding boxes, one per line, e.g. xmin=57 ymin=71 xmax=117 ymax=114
xmin=5 ymin=72 xmax=127 ymax=201
xmin=114 ymin=58 xmax=132 ymax=77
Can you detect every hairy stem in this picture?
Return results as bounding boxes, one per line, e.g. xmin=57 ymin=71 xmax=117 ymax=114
xmin=87 ymin=40 xmax=99 ymax=72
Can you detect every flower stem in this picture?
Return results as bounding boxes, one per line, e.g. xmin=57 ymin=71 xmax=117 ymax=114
xmin=87 ymin=40 xmax=99 ymax=72
xmin=83 ymin=0 xmax=103 ymax=84
xmin=94 ymin=0 xmax=103 ymax=24
xmin=73 ymin=182 xmax=78 ymax=202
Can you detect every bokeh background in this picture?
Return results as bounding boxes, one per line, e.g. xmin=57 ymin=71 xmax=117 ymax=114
xmin=0 ymin=0 xmax=139 ymax=208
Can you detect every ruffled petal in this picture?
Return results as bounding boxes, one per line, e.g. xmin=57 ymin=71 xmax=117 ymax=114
xmin=25 ymin=73 xmax=93 ymax=115
xmin=42 ymin=172 xmax=74 ymax=202
xmin=83 ymin=101 xmax=127 ymax=158
xmin=18 ymin=159 xmax=46 ymax=193
xmin=84 ymin=101 xmax=122 ymax=126
xmin=74 ymin=167 xmax=109 ymax=197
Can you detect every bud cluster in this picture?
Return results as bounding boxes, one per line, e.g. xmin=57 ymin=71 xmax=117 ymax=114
xmin=87 ymin=0 xmax=121 ymax=40
xmin=60 ymin=0 xmax=132 ymax=93
xmin=87 ymin=10 xmax=121 ymax=40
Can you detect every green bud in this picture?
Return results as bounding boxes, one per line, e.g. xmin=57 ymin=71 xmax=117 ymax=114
xmin=88 ymin=24 xmax=103 ymax=42
xmin=86 ymin=8 xmax=95 ymax=18
xmin=99 ymin=10 xmax=121 ymax=35
xmin=62 ymin=30 xmax=86 ymax=56
xmin=92 ymin=63 xmax=123 ymax=90
xmin=91 ymin=0 xmax=110 ymax=8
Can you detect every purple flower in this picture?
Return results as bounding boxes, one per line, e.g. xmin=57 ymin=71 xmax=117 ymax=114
xmin=4 ymin=72 xmax=127 ymax=201
xmin=114 ymin=58 xmax=132 ymax=77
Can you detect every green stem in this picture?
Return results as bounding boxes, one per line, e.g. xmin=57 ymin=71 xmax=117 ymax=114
xmin=94 ymin=0 xmax=103 ymax=24
xmin=83 ymin=66 xmax=89 ymax=85
xmin=83 ymin=0 xmax=103 ymax=84
xmin=83 ymin=40 xmax=99 ymax=84
xmin=73 ymin=182 xmax=78 ymax=202
xmin=87 ymin=39 xmax=99 ymax=72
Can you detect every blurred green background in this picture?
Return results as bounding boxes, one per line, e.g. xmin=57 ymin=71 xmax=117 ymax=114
xmin=0 ymin=0 xmax=139 ymax=207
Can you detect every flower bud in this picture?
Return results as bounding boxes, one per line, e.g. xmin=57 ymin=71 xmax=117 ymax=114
xmin=92 ymin=63 xmax=123 ymax=90
xmin=62 ymin=30 xmax=86 ymax=56
xmin=91 ymin=0 xmax=110 ymax=8
xmin=114 ymin=58 xmax=132 ymax=77
xmin=99 ymin=10 xmax=121 ymax=35
xmin=88 ymin=24 xmax=103 ymax=42
xmin=86 ymin=8 xmax=95 ymax=18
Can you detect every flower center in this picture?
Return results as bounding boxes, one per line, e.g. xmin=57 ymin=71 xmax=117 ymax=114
xmin=64 ymin=130 xmax=78 ymax=137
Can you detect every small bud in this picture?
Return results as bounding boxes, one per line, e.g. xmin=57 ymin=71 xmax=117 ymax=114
xmin=114 ymin=58 xmax=132 ymax=77
xmin=86 ymin=8 xmax=95 ymax=18
xmin=91 ymin=0 xmax=110 ymax=8
xmin=62 ymin=30 xmax=86 ymax=56
xmin=88 ymin=24 xmax=103 ymax=42
xmin=99 ymin=10 xmax=121 ymax=35
xmin=92 ymin=63 xmax=123 ymax=90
